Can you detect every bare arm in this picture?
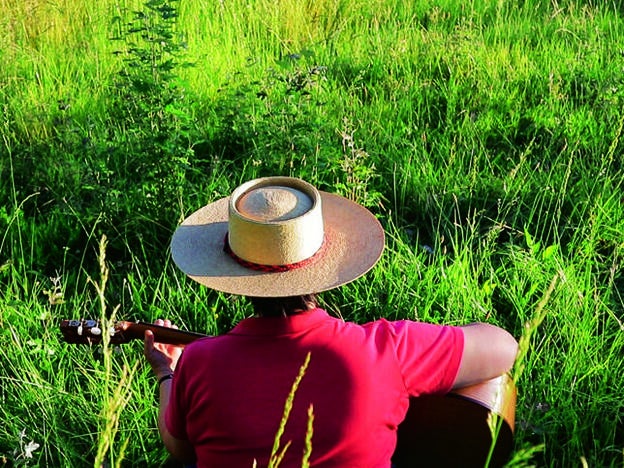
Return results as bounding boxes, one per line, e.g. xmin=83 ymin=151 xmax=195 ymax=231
xmin=144 ymin=320 xmax=196 ymax=464
xmin=155 ymin=376 xmax=196 ymax=463
xmin=452 ymin=323 xmax=518 ymax=389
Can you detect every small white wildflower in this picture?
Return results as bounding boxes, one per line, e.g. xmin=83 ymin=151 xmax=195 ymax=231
xmin=44 ymin=275 xmax=65 ymax=305
xmin=23 ymin=440 xmax=40 ymax=459
xmin=15 ymin=429 xmax=40 ymax=460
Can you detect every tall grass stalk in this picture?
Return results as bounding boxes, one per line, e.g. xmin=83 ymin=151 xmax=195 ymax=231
xmin=301 ymin=405 xmax=315 ymax=468
xmin=268 ymin=352 xmax=312 ymax=468
xmin=513 ymin=273 xmax=562 ymax=383
xmin=90 ymin=234 xmax=136 ymax=468
xmin=487 ymin=273 xmax=560 ymax=468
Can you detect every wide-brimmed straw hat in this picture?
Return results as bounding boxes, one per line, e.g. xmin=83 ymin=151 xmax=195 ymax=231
xmin=170 ymin=176 xmax=385 ymax=297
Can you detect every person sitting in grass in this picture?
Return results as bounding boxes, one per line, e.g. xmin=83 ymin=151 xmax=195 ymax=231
xmin=143 ymin=176 xmax=518 ymax=467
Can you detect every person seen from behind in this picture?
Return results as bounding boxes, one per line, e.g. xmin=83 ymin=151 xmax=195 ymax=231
xmin=144 ymin=176 xmax=518 ymax=467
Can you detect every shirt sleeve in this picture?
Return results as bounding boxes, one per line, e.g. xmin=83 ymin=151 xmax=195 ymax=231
xmin=386 ymin=320 xmax=464 ymax=396
xmin=164 ymin=349 xmax=190 ymax=441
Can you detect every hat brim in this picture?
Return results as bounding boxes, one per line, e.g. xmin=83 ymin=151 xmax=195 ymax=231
xmin=170 ymin=192 xmax=384 ymax=297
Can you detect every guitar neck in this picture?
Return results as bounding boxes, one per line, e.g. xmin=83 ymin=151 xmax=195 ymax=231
xmin=60 ymin=319 xmax=208 ymax=345
xmin=117 ymin=321 xmax=207 ymax=345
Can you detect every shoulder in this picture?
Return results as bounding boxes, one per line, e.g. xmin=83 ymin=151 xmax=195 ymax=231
xmin=362 ymin=318 xmax=462 ymax=343
xmin=178 ymin=336 xmax=221 ymax=363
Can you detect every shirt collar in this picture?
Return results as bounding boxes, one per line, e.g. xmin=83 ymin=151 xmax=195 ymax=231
xmin=229 ymin=308 xmax=330 ymax=336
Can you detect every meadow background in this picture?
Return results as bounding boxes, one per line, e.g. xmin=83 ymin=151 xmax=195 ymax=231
xmin=1 ymin=0 xmax=623 ymax=466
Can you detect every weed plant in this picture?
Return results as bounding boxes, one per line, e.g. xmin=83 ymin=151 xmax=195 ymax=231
xmin=1 ymin=0 xmax=623 ymax=466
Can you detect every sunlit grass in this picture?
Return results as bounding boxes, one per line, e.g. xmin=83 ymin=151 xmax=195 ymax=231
xmin=1 ymin=0 xmax=623 ymax=466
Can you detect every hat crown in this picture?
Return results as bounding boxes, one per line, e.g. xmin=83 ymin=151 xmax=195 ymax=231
xmin=236 ymin=186 xmax=313 ymax=222
xmin=228 ymin=178 xmax=324 ymax=266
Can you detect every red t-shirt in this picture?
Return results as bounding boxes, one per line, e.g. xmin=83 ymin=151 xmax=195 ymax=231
xmin=166 ymin=308 xmax=464 ymax=467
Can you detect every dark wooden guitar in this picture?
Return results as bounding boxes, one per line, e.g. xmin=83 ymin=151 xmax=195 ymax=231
xmin=60 ymin=319 xmax=516 ymax=467
xmin=393 ymin=374 xmax=516 ymax=467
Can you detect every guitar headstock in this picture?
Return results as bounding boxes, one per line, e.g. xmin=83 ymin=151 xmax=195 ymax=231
xmin=60 ymin=319 xmax=132 ymax=345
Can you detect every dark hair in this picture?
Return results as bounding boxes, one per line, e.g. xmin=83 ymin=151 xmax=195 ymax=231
xmin=248 ymin=294 xmax=318 ymax=317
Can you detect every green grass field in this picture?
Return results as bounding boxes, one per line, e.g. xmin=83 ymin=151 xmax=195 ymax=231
xmin=1 ymin=0 xmax=623 ymax=466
